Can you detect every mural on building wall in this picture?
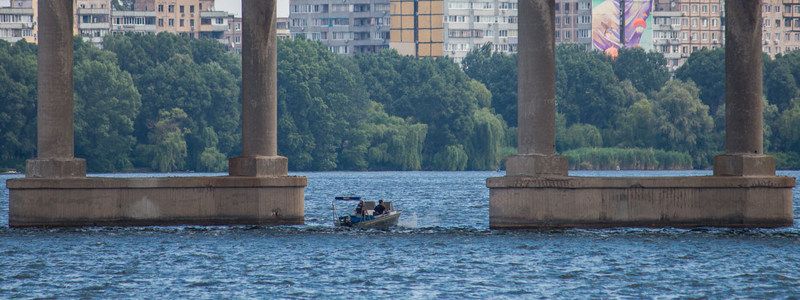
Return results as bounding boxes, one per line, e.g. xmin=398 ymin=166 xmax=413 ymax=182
xmin=592 ymin=0 xmax=654 ymax=58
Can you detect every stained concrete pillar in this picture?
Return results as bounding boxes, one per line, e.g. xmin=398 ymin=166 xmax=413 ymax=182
xmin=714 ymin=0 xmax=775 ymax=176
xmin=26 ymin=1 xmax=86 ymax=178
xmin=229 ymin=0 xmax=288 ymax=177
xmin=505 ymin=0 xmax=567 ymax=176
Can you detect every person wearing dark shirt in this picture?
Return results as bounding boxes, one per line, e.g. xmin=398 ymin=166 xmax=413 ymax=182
xmin=373 ymin=199 xmax=386 ymax=216
xmin=355 ymin=201 xmax=364 ymax=215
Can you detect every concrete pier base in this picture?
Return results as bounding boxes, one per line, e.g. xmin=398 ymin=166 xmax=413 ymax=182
xmin=7 ymin=176 xmax=306 ymax=227
xmin=487 ymin=176 xmax=795 ymax=229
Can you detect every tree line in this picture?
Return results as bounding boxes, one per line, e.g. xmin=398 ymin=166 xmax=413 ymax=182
xmin=0 ymin=34 xmax=510 ymax=172
xmin=1 ymin=34 xmax=799 ymax=172
xmin=463 ymin=44 xmax=800 ymax=169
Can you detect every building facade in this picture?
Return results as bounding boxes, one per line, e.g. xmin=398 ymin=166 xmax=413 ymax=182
xmin=652 ymin=0 xmax=725 ymax=70
xmin=441 ymin=0 xmax=519 ymax=62
xmin=0 ymin=0 xmax=36 ymax=43
xmin=555 ymin=0 xmax=592 ymax=49
xmin=225 ymin=16 xmax=289 ymax=53
xmin=288 ymin=0 xmax=391 ymax=55
xmin=390 ymin=0 xmax=444 ymax=57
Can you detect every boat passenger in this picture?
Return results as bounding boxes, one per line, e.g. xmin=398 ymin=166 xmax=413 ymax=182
xmin=355 ymin=201 xmax=364 ymax=215
xmin=374 ymin=200 xmax=386 ymax=216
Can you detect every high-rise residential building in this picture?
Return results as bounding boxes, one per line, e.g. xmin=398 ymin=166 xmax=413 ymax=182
xmin=390 ymin=0 xmax=444 ymax=57
xmin=441 ymin=0 xmax=519 ymax=62
xmin=784 ymin=1 xmax=800 ymax=53
xmin=556 ymin=0 xmax=593 ymax=49
xmin=76 ymin=0 xmax=112 ymax=46
xmin=288 ymin=0 xmax=391 ymax=55
xmin=0 ymin=0 xmax=36 ymax=43
xmin=389 ymin=0 xmax=593 ymax=62
xmin=652 ymin=0 xmax=724 ymax=70
xmin=224 ymin=16 xmax=290 ymax=53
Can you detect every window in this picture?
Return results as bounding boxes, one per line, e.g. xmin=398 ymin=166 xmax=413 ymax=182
xmin=168 ymin=19 xmax=174 ymax=26
xmin=168 ymin=5 xmax=174 ymax=13
xmin=158 ymin=4 xmax=164 ymax=12
xmin=190 ymin=19 xmax=194 ymax=27
xmin=180 ymin=19 xmax=184 ymax=27
xmin=190 ymin=5 xmax=195 ymax=13
xmin=180 ymin=5 xmax=184 ymax=13
xmin=158 ymin=18 xmax=164 ymax=26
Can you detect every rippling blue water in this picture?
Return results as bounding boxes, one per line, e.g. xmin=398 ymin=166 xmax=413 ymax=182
xmin=2 ymin=171 xmax=800 ymax=298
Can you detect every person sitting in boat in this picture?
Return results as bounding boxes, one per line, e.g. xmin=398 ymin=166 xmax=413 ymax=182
xmin=374 ymin=200 xmax=386 ymax=216
xmin=355 ymin=201 xmax=365 ymax=216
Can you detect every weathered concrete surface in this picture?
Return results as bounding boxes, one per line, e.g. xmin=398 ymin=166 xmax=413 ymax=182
xmin=723 ymin=0 xmax=763 ymax=156
xmin=31 ymin=0 xmax=86 ymax=178
xmin=228 ymin=0 xmax=290 ymax=178
xmin=238 ymin=0 xmax=278 ymax=158
xmin=7 ymin=176 xmax=306 ymax=227
xmin=508 ymin=0 xmax=567 ymax=176
xmin=487 ymin=176 xmax=795 ymax=228
xmin=714 ymin=154 xmax=776 ymax=176
xmin=229 ymin=156 xmax=288 ymax=177
xmin=505 ymin=154 xmax=568 ymax=177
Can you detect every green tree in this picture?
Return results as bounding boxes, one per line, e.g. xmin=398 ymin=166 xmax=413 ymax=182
xmin=462 ymin=44 xmax=519 ymax=126
xmin=74 ymin=59 xmax=142 ymax=172
xmin=137 ymin=108 xmax=190 ymax=172
xmin=651 ymin=80 xmax=716 ymax=166
xmin=675 ymin=48 xmax=725 ymax=112
xmin=613 ymin=48 xmax=670 ymax=95
xmin=556 ymin=44 xmax=629 ymax=128
xmin=0 ymin=40 xmax=37 ymax=169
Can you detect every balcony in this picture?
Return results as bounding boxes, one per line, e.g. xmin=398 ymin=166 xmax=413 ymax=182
xmin=78 ymin=22 xmax=110 ymax=30
xmin=77 ymin=8 xmax=110 ymax=15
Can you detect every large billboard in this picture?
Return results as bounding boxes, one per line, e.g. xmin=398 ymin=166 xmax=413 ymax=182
xmin=592 ymin=0 xmax=654 ymax=57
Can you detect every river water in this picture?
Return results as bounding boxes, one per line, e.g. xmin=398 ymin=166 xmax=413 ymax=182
xmin=2 ymin=171 xmax=800 ymax=298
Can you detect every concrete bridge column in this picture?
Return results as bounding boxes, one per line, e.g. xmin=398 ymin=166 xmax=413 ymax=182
xmin=229 ymin=0 xmax=288 ymax=177
xmin=505 ymin=0 xmax=567 ymax=176
xmin=714 ymin=0 xmax=776 ymax=176
xmin=26 ymin=1 xmax=86 ymax=178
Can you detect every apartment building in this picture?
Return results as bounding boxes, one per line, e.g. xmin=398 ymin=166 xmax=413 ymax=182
xmin=76 ymin=0 xmax=112 ymax=46
xmin=390 ymin=0 xmax=444 ymax=57
xmin=556 ymin=0 xmax=592 ymax=49
xmin=288 ymin=0 xmax=391 ymax=55
xmin=0 ymin=0 xmax=36 ymax=43
xmin=225 ymin=17 xmax=289 ymax=53
xmin=652 ymin=0 xmax=724 ymax=69
xmin=441 ymin=0 xmax=519 ymax=62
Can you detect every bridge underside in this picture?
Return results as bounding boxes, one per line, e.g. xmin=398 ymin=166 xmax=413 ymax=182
xmin=7 ymin=176 xmax=306 ymax=227
xmin=488 ymin=176 xmax=795 ymax=229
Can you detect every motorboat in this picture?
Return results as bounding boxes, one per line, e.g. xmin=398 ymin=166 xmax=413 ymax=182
xmin=333 ymin=196 xmax=400 ymax=229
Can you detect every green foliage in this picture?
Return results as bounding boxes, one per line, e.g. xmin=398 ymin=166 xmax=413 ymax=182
xmin=462 ymin=44 xmax=518 ymax=126
xmin=5 ymin=34 xmax=800 ymax=172
xmin=563 ymin=147 xmax=693 ymax=170
xmin=73 ymin=39 xmax=141 ymax=172
xmin=558 ymin=123 xmax=603 ymax=151
xmin=355 ymin=48 xmax=511 ymax=170
xmin=0 ymin=40 xmax=36 ymax=169
xmin=432 ymin=144 xmax=469 ymax=171
xmin=775 ymin=99 xmax=800 ymax=153
xmin=136 ymin=108 xmax=190 ymax=172
xmin=361 ymin=102 xmax=428 ymax=170
xmin=556 ymin=44 xmax=630 ymax=128
xmin=675 ymin=48 xmax=725 ymax=112
xmin=613 ymin=48 xmax=670 ymax=95
xmin=772 ymin=152 xmax=800 ymax=170
xmin=649 ymin=80 xmax=716 ymax=166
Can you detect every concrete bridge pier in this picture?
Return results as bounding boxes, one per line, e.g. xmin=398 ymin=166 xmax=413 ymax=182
xmin=487 ymin=0 xmax=795 ymax=229
xmin=25 ymin=1 xmax=86 ymax=179
xmin=7 ymin=0 xmax=306 ymax=227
